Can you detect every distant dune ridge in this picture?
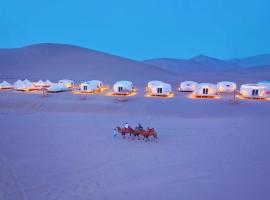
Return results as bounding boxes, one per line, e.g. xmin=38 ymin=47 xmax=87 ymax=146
xmin=0 ymin=43 xmax=270 ymax=85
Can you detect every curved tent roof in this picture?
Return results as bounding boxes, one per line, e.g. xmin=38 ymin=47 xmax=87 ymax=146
xmin=217 ymin=81 xmax=236 ymax=92
xmin=193 ymin=83 xmax=217 ymax=96
xmin=80 ymin=80 xmax=103 ymax=92
xmin=240 ymin=84 xmax=267 ymax=98
xmin=180 ymin=81 xmax=198 ymax=92
xmin=113 ymin=81 xmax=133 ymax=93
xmin=48 ymin=84 xmax=68 ymax=92
xmin=147 ymin=80 xmax=172 ymax=95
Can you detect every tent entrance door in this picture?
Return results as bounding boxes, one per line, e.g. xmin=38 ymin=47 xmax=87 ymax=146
xmin=203 ymin=88 xmax=208 ymax=94
xmin=252 ymin=89 xmax=259 ymax=96
xmin=157 ymin=87 xmax=162 ymax=94
xmin=83 ymin=85 xmax=87 ymax=91
xmin=118 ymin=86 xmax=123 ymax=92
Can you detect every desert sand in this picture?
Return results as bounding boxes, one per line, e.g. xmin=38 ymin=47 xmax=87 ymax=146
xmin=0 ymin=44 xmax=270 ymax=200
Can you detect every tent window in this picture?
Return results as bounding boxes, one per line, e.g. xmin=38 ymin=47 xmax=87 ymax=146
xmin=157 ymin=87 xmax=162 ymax=94
xmin=203 ymin=88 xmax=208 ymax=94
xmin=226 ymin=85 xmax=230 ymax=87
xmin=252 ymin=89 xmax=259 ymax=96
xmin=118 ymin=86 xmax=123 ymax=92
xmin=83 ymin=85 xmax=87 ymax=91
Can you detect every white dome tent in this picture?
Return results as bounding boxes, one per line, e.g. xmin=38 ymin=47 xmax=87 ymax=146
xmin=240 ymin=84 xmax=267 ymax=99
xmin=0 ymin=81 xmax=12 ymax=89
xmin=113 ymin=81 xmax=133 ymax=95
xmin=58 ymin=79 xmax=74 ymax=88
xmin=47 ymin=84 xmax=69 ymax=93
xmin=80 ymin=80 xmax=103 ymax=93
xmin=179 ymin=81 xmax=198 ymax=92
xmin=147 ymin=80 xmax=172 ymax=96
xmin=193 ymin=83 xmax=217 ymax=97
xmin=14 ymin=80 xmax=24 ymax=90
xmin=217 ymin=81 xmax=237 ymax=93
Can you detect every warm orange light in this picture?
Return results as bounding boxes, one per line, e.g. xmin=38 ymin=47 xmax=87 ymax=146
xmin=237 ymin=95 xmax=270 ymax=101
xmin=145 ymin=92 xmax=174 ymax=98
xmin=106 ymin=89 xmax=137 ymax=97
xmin=72 ymin=86 xmax=109 ymax=95
xmin=188 ymin=93 xmax=220 ymax=99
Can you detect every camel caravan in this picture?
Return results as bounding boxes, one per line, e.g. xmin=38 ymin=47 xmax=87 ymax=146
xmin=115 ymin=123 xmax=158 ymax=142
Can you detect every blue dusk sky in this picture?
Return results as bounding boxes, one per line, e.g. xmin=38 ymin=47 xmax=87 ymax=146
xmin=0 ymin=0 xmax=270 ymax=60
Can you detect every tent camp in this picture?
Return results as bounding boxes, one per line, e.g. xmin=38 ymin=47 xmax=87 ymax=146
xmin=80 ymin=80 xmax=103 ymax=93
xmin=217 ymin=81 xmax=237 ymax=93
xmin=193 ymin=83 xmax=217 ymax=97
xmin=113 ymin=81 xmax=133 ymax=95
xmin=147 ymin=80 xmax=172 ymax=96
xmin=179 ymin=81 xmax=198 ymax=92
xmin=58 ymin=79 xmax=74 ymax=88
xmin=240 ymin=84 xmax=267 ymax=99
xmin=47 ymin=84 xmax=69 ymax=93
xmin=0 ymin=81 xmax=12 ymax=89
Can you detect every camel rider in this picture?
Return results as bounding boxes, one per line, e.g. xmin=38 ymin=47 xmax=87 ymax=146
xmin=125 ymin=122 xmax=129 ymax=129
xmin=138 ymin=123 xmax=143 ymax=130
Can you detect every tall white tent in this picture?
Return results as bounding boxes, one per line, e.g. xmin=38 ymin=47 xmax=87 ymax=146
xmin=240 ymin=84 xmax=267 ymax=99
xmin=0 ymin=81 xmax=12 ymax=89
xmin=193 ymin=83 xmax=217 ymax=97
xmin=80 ymin=80 xmax=103 ymax=92
xmin=217 ymin=81 xmax=237 ymax=93
xmin=113 ymin=81 xmax=133 ymax=94
xmin=179 ymin=81 xmax=198 ymax=92
xmin=147 ymin=80 xmax=172 ymax=96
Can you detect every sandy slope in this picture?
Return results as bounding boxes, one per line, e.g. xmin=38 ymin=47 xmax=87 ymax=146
xmin=0 ymin=43 xmax=177 ymax=86
xmin=0 ymin=90 xmax=270 ymax=200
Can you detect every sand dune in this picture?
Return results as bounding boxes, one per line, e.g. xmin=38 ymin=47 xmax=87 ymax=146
xmin=0 ymin=43 xmax=177 ymax=86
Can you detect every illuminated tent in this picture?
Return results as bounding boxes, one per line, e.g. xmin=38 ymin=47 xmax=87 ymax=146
xmin=23 ymin=79 xmax=35 ymax=90
xmin=240 ymin=84 xmax=267 ymax=98
xmin=80 ymin=80 xmax=103 ymax=92
xmin=34 ymin=80 xmax=45 ymax=87
xmin=0 ymin=81 xmax=12 ymax=89
xmin=179 ymin=81 xmax=197 ymax=92
xmin=58 ymin=79 xmax=74 ymax=88
xmin=113 ymin=81 xmax=133 ymax=94
xmin=147 ymin=80 xmax=172 ymax=96
xmin=217 ymin=81 xmax=237 ymax=93
xmin=193 ymin=83 xmax=217 ymax=97
xmin=47 ymin=84 xmax=68 ymax=92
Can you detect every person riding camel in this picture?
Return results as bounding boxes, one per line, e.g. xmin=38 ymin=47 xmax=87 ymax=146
xmin=125 ymin=122 xmax=129 ymax=129
xmin=137 ymin=123 xmax=143 ymax=130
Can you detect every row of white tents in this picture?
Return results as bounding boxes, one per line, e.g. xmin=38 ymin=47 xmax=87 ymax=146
xmin=0 ymin=79 xmax=73 ymax=92
xmin=1 ymin=79 xmax=270 ymax=99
